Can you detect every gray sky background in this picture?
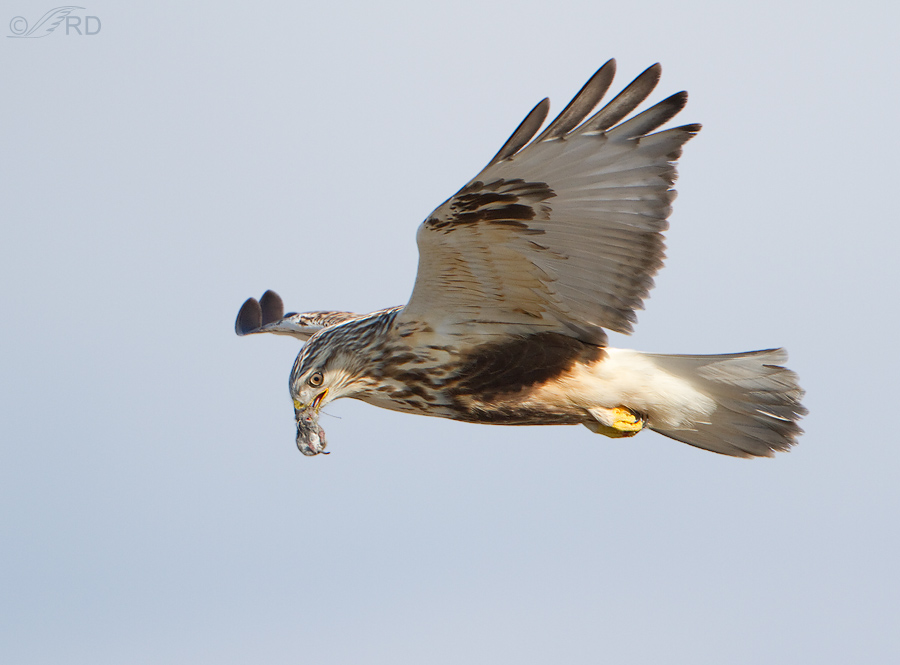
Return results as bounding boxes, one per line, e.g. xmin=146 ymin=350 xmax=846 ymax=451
xmin=2 ymin=1 xmax=898 ymax=663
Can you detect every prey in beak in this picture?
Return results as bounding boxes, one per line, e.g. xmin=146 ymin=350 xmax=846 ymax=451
xmin=294 ymin=389 xmax=329 ymax=456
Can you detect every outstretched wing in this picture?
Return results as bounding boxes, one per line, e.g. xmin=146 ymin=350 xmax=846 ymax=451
xmin=397 ymin=60 xmax=700 ymax=345
xmin=235 ymin=290 xmax=364 ymax=340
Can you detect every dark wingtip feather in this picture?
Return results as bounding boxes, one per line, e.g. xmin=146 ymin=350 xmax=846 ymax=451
xmin=535 ymin=59 xmax=617 ymax=142
xmin=486 ymin=97 xmax=551 ymax=167
xmin=259 ymin=290 xmax=284 ymax=326
xmin=235 ymin=297 xmax=262 ymax=336
xmin=607 ymin=91 xmax=691 ymax=140
xmin=583 ymin=63 xmax=662 ymax=132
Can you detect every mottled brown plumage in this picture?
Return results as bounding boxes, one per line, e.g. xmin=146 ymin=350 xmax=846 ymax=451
xmin=236 ymin=60 xmax=806 ymax=457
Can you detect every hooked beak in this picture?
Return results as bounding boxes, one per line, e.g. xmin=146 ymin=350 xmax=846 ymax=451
xmin=294 ymin=389 xmax=329 ymax=456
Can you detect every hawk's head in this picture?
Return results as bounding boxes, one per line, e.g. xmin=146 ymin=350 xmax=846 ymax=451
xmin=289 ymin=317 xmax=389 ymax=455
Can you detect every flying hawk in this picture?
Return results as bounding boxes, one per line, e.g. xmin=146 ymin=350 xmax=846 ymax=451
xmin=236 ymin=60 xmax=806 ymax=458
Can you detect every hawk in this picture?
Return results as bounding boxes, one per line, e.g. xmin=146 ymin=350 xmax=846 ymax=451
xmin=236 ymin=60 xmax=806 ymax=458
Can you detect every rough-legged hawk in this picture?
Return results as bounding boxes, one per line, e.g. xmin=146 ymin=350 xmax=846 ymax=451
xmin=236 ymin=60 xmax=806 ymax=458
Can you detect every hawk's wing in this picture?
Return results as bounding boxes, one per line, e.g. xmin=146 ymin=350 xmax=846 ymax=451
xmin=236 ymin=290 xmax=364 ymax=340
xmin=396 ymin=60 xmax=700 ymax=345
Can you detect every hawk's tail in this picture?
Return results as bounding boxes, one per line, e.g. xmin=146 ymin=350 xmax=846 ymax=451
xmin=642 ymin=348 xmax=807 ymax=458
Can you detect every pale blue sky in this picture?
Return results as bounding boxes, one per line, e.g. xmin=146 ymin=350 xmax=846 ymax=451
xmin=2 ymin=1 xmax=898 ymax=663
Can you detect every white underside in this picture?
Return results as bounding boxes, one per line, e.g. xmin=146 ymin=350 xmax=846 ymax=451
xmin=552 ymin=347 xmax=717 ymax=429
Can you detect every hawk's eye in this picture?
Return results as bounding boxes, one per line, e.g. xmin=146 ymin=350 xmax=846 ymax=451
xmin=308 ymin=371 xmax=324 ymax=387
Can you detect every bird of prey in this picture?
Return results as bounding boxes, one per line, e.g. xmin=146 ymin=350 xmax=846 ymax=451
xmin=235 ymin=59 xmax=806 ymax=458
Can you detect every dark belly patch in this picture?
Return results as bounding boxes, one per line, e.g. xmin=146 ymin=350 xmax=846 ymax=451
xmin=448 ymin=332 xmax=604 ymax=399
xmin=442 ymin=332 xmax=605 ymax=423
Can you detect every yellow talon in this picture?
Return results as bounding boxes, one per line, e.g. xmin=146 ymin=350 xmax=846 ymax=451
xmin=584 ymin=406 xmax=644 ymax=438
xmin=611 ymin=406 xmax=643 ymax=433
